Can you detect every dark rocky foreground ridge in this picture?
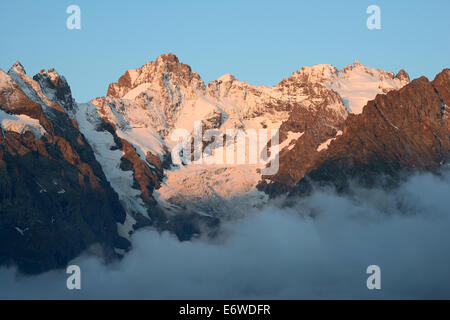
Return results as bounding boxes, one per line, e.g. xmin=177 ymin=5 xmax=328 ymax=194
xmin=0 ymin=65 xmax=130 ymax=274
xmin=0 ymin=56 xmax=448 ymax=274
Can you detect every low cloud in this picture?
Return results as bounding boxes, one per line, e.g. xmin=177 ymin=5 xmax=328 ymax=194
xmin=1 ymin=169 xmax=450 ymax=299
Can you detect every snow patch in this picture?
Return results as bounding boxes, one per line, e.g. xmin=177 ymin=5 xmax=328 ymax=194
xmin=279 ymin=131 xmax=304 ymax=152
xmin=155 ymin=164 xmax=268 ymax=218
xmin=317 ymin=130 xmax=342 ymax=152
xmin=122 ymin=83 xmax=152 ymax=100
xmin=0 ymin=109 xmax=46 ymax=138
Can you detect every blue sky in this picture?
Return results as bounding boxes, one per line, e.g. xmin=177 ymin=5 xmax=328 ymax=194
xmin=1 ymin=0 xmax=449 ymax=102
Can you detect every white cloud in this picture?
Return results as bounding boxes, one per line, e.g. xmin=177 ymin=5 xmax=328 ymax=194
xmin=1 ymin=169 xmax=450 ymax=299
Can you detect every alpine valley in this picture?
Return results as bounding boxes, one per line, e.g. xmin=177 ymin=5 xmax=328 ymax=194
xmin=0 ymin=53 xmax=448 ymax=274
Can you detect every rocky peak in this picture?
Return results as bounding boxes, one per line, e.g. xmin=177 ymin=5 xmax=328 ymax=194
xmin=215 ymin=73 xmax=236 ymax=83
xmin=432 ymin=69 xmax=450 ymax=100
xmin=396 ymin=69 xmax=410 ymax=82
xmin=32 ymin=68 xmax=75 ymax=110
xmin=155 ymin=52 xmax=181 ymax=70
xmin=343 ymin=60 xmax=368 ymax=73
xmin=9 ymin=61 xmax=26 ymax=75
xmin=287 ymin=64 xmax=338 ymax=84
xmin=106 ymin=53 xmax=205 ymax=99
xmin=0 ymin=69 xmax=43 ymax=119
xmin=432 ymin=68 xmax=450 ymax=120
xmin=206 ymin=73 xmax=243 ymax=100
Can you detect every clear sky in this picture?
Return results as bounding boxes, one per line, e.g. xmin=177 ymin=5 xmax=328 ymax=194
xmin=1 ymin=0 xmax=449 ymax=102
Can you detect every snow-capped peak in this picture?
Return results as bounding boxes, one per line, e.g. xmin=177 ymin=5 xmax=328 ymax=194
xmin=107 ymin=53 xmax=205 ymax=99
xmin=325 ymin=62 xmax=410 ymax=114
xmin=155 ymin=52 xmax=181 ymax=68
xmin=215 ymin=73 xmax=236 ymax=83
xmin=277 ymin=61 xmax=409 ymax=114
xmin=293 ymin=64 xmax=338 ymax=83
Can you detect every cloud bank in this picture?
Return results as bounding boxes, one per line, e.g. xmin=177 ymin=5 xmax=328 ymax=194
xmin=1 ymin=169 xmax=450 ymax=299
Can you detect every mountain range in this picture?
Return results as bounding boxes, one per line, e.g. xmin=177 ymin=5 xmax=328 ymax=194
xmin=0 ymin=53 xmax=448 ymax=274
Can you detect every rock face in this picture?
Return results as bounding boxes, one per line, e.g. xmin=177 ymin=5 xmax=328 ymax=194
xmin=289 ymin=69 xmax=450 ymax=198
xmin=396 ymin=69 xmax=410 ymax=83
xmin=0 ymin=66 xmax=129 ymax=274
xmin=33 ymin=68 xmax=75 ymax=111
